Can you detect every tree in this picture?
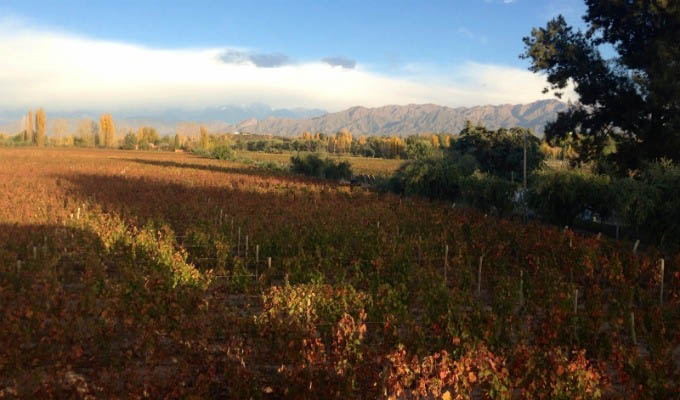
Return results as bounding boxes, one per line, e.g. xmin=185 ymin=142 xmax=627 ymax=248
xmin=25 ymin=110 xmax=34 ymax=142
xmin=122 ymin=131 xmax=138 ymax=150
xmin=35 ymin=108 xmax=46 ymax=146
xmin=335 ymin=128 xmax=353 ymax=153
xmin=451 ymin=123 xmax=543 ymax=180
xmin=136 ymin=127 xmax=159 ymax=149
xmin=199 ymin=126 xmax=209 ymax=149
xmin=99 ymin=113 xmax=116 ymax=148
xmin=52 ymin=118 xmax=69 ymax=146
xmin=430 ymin=134 xmax=440 ymax=149
xmin=522 ymin=2 xmax=680 ymax=171
xmin=77 ymin=119 xmax=97 ymax=147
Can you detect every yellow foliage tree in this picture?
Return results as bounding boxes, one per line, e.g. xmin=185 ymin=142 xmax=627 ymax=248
xmin=442 ymin=135 xmax=451 ymax=148
xmin=430 ymin=134 xmax=440 ymax=148
xmin=35 ymin=108 xmax=46 ymax=146
xmin=99 ymin=113 xmax=116 ymax=148
xmin=199 ymin=126 xmax=209 ymax=149
xmin=25 ymin=110 xmax=34 ymax=142
xmin=327 ymin=137 xmax=338 ymax=153
xmin=335 ymin=128 xmax=353 ymax=153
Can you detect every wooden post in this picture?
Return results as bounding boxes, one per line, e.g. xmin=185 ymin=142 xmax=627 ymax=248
xmin=256 ymin=245 xmax=260 ymax=264
xmin=219 ymin=209 xmax=223 ymax=225
xmin=630 ymin=312 xmax=637 ymax=345
xmin=33 ymin=246 xmax=37 ymax=259
xmin=377 ymin=221 xmax=380 ymax=230
xmin=519 ymin=269 xmax=524 ymax=307
xmin=633 ymin=240 xmax=640 ymax=254
xmin=267 ymin=257 xmax=272 ymax=270
xmin=245 ymin=235 xmax=249 ymax=260
xmin=660 ymin=259 xmax=665 ymax=306
xmin=76 ymin=207 xmax=80 ymax=220
xmin=237 ymin=227 xmax=241 ymax=256
xmin=477 ymin=255 xmax=484 ymax=297
xmin=444 ymin=244 xmax=449 ymax=285
xmin=573 ymin=288 xmax=578 ymax=314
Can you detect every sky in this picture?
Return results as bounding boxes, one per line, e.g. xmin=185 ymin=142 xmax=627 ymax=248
xmin=0 ymin=0 xmax=584 ymax=113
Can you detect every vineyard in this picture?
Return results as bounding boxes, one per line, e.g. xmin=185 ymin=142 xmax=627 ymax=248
xmin=1 ymin=147 xmax=679 ymax=398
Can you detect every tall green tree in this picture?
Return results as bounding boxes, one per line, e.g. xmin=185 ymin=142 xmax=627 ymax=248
xmin=522 ymin=1 xmax=680 ymax=170
xmin=450 ymin=123 xmax=543 ymax=180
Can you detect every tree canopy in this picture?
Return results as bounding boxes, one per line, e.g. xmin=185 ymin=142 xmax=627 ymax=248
xmin=450 ymin=122 xmax=543 ymax=181
xmin=522 ymin=1 xmax=680 ymax=171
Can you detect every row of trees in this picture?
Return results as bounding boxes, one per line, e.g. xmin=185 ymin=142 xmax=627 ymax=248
xmin=11 ymin=109 xmax=117 ymax=148
xmin=228 ymin=130 xmax=456 ymax=160
xmin=18 ymin=109 xmax=46 ymax=146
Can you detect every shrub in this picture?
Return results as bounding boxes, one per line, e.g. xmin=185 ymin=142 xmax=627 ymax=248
xmin=617 ymin=159 xmax=680 ymax=248
xmin=461 ymin=171 xmax=519 ymax=217
xmin=290 ymin=154 xmax=352 ymax=180
xmin=451 ymin=124 xmax=544 ymax=180
xmin=387 ymin=153 xmax=478 ymax=200
xmin=211 ymin=145 xmax=234 ymax=160
xmin=527 ymin=169 xmax=616 ymax=226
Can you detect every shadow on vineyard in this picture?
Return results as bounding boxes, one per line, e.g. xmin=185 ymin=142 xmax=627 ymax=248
xmin=119 ymin=157 xmax=290 ymax=180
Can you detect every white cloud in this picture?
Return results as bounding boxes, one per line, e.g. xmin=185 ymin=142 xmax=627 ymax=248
xmin=0 ymin=18 xmax=575 ymax=113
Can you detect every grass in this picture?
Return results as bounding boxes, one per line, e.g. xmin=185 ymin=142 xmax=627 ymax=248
xmin=234 ymin=150 xmax=404 ymax=175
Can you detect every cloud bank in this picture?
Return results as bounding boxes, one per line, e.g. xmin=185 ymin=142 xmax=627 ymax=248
xmin=0 ymin=18 xmax=575 ymax=113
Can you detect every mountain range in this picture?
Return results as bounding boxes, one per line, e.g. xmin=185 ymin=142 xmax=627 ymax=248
xmin=0 ymin=100 xmax=569 ymax=137
xmin=233 ymin=99 xmax=568 ymax=136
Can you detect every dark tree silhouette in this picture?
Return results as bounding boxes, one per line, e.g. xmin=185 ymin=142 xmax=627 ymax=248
xmin=522 ymin=1 xmax=680 ymax=170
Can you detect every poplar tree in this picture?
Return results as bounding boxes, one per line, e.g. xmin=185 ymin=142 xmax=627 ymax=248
xmin=199 ymin=126 xmax=209 ymax=149
xmin=35 ymin=108 xmax=46 ymax=146
xmin=99 ymin=113 xmax=116 ymax=148
xmin=25 ymin=110 xmax=34 ymax=142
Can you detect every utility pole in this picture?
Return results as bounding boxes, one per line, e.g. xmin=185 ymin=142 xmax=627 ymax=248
xmin=523 ymin=129 xmax=527 ymax=190
xmin=522 ymin=129 xmax=528 ymax=222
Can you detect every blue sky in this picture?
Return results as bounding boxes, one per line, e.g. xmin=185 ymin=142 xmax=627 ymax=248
xmin=0 ymin=0 xmax=584 ymax=112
